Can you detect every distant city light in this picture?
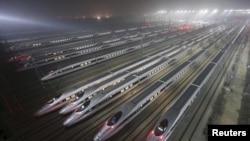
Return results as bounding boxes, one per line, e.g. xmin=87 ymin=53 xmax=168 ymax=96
xmin=97 ymin=16 xmax=101 ymax=20
xmin=212 ymin=9 xmax=218 ymax=14
xmin=0 ymin=14 xmax=23 ymax=22
xmin=157 ymin=10 xmax=166 ymax=14
xmin=0 ymin=14 xmax=47 ymax=26
xmin=153 ymin=8 xmax=250 ymax=17
xmin=199 ymin=9 xmax=208 ymax=14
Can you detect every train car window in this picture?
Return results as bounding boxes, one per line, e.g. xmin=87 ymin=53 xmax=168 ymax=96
xmin=54 ymin=93 xmax=62 ymax=99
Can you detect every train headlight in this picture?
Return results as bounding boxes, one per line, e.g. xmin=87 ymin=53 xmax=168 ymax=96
xmin=160 ymin=135 xmax=163 ymax=140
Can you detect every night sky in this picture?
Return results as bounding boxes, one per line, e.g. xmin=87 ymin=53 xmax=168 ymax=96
xmin=0 ymin=0 xmax=249 ymax=18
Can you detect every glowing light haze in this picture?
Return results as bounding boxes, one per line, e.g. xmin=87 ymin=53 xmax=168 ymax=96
xmin=0 ymin=0 xmax=249 ymax=18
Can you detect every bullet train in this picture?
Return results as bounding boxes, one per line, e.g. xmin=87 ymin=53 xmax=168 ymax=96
xmin=35 ymin=70 xmax=125 ymax=117
xmin=146 ymin=85 xmax=200 ymax=141
xmin=34 ymin=87 xmax=85 ymax=117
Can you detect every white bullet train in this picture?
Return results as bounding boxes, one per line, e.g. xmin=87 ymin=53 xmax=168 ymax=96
xmin=34 ymin=87 xmax=85 ymax=117
xmin=146 ymin=85 xmax=200 ymax=141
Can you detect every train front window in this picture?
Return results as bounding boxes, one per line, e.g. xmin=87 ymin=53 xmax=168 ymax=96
xmin=72 ymin=91 xmax=85 ymax=102
xmin=47 ymin=93 xmax=62 ymax=104
xmin=49 ymin=70 xmax=54 ymax=74
xmin=107 ymin=111 xmax=122 ymax=126
xmin=155 ymin=119 xmax=168 ymax=136
xmin=54 ymin=93 xmax=62 ymax=99
xmin=76 ymin=99 xmax=90 ymax=112
xmin=47 ymin=98 xmax=55 ymax=104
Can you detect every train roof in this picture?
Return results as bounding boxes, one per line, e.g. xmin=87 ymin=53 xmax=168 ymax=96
xmin=135 ymin=58 xmax=168 ymax=76
xmin=172 ymin=85 xmax=198 ymax=111
xmin=131 ymin=81 xmax=162 ymax=104
xmin=188 ymin=49 xmax=205 ymax=62
xmin=160 ymin=61 xmax=189 ymax=82
xmin=73 ymin=72 xmax=111 ymax=88
xmin=211 ymin=52 xmax=224 ymax=63
xmin=193 ymin=63 xmax=215 ymax=86
xmin=110 ymin=57 xmax=147 ymax=73
xmin=87 ymin=71 xmax=128 ymax=91
xmin=126 ymin=56 xmax=160 ymax=72
xmin=99 ymin=75 xmax=136 ymax=96
xmin=168 ymin=49 xmax=182 ymax=58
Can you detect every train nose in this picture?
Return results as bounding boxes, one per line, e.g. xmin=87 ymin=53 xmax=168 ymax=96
xmin=93 ymin=134 xmax=102 ymax=141
xmin=41 ymin=76 xmax=48 ymax=81
xmin=59 ymin=104 xmax=76 ymax=115
xmin=63 ymin=115 xmax=78 ymax=127
xmin=34 ymin=107 xmax=47 ymax=117
xmin=34 ymin=111 xmax=42 ymax=117
xmin=63 ymin=118 xmax=72 ymax=127
xmin=59 ymin=107 xmax=70 ymax=115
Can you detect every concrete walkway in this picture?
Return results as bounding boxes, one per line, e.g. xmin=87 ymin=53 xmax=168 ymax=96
xmin=219 ymin=43 xmax=248 ymax=124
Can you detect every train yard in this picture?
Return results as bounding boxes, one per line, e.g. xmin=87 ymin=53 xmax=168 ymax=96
xmin=0 ymin=19 xmax=249 ymax=141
